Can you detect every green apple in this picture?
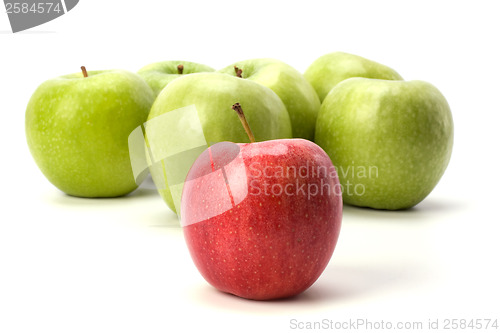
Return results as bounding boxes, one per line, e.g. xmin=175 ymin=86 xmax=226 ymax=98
xmin=26 ymin=68 xmax=155 ymax=197
xmin=304 ymin=52 xmax=403 ymax=102
xmin=315 ymin=78 xmax=453 ymax=210
xmin=138 ymin=60 xmax=214 ymax=97
xmin=146 ymin=72 xmax=292 ymax=213
xmin=218 ymin=58 xmax=320 ymax=141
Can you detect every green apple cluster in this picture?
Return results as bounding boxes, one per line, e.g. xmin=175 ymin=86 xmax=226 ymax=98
xmin=25 ymin=59 xmax=318 ymax=202
xmin=26 ymin=52 xmax=453 ymax=211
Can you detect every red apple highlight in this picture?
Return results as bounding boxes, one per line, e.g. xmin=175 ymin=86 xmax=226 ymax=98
xmin=181 ymin=139 xmax=342 ymax=300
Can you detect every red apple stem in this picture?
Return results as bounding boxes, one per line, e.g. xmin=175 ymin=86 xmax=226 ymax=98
xmin=232 ymin=103 xmax=256 ymax=143
xmin=234 ymin=65 xmax=243 ymax=78
xmin=177 ymin=64 xmax=184 ymax=75
xmin=81 ymin=66 xmax=88 ymax=78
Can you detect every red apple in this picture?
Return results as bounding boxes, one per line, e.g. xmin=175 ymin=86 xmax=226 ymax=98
xmin=181 ymin=134 xmax=343 ymax=300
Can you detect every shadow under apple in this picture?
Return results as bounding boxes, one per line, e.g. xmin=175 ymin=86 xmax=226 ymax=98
xmin=39 ymin=175 xmax=182 ymax=229
xmin=43 ymin=174 xmax=160 ymax=207
xmin=342 ymin=196 xmax=467 ymax=223
xmin=187 ymin=258 xmax=429 ymax=314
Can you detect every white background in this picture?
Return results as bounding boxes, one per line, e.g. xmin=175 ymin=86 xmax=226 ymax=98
xmin=1 ymin=1 xmax=499 ymax=332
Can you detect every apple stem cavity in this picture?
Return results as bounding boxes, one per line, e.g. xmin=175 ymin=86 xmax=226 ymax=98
xmin=234 ymin=66 xmax=243 ymax=78
xmin=232 ymin=103 xmax=255 ymax=143
xmin=177 ymin=64 xmax=184 ymax=75
xmin=81 ymin=66 xmax=88 ymax=78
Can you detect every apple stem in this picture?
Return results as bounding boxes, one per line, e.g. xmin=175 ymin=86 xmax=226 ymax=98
xmin=232 ymin=103 xmax=256 ymax=143
xmin=81 ymin=66 xmax=88 ymax=78
xmin=234 ymin=65 xmax=243 ymax=78
xmin=177 ymin=64 xmax=184 ymax=75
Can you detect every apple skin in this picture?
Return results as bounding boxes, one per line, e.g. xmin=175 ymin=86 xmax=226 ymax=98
xmin=304 ymin=52 xmax=403 ymax=102
xmin=181 ymin=139 xmax=343 ymax=300
xmin=147 ymin=72 xmax=292 ymax=213
xmin=219 ymin=59 xmax=321 ymax=141
xmin=138 ymin=60 xmax=215 ymax=97
xmin=315 ymin=78 xmax=454 ymax=210
xmin=26 ymin=70 xmax=155 ymax=197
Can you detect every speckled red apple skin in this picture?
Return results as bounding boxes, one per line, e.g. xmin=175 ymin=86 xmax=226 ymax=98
xmin=182 ymin=139 xmax=342 ymax=300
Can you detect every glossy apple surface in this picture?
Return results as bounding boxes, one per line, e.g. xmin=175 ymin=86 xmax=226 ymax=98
xmin=315 ymin=78 xmax=454 ymax=210
xmin=138 ymin=60 xmax=214 ymax=97
xmin=26 ymin=70 xmax=155 ymax=197
xmin=181 ymin=139 xmax=343 ymax=300
xmin=304 ymin=51 xmax=403 ymax=102
xmin=147 ymin=72 xmax=292 ymax=213
xmin=219 ymin=59 xmax=321 ymax=140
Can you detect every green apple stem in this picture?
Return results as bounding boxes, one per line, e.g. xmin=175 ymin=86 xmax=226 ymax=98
xmin=234 ymin=66 xmax=243 ymax=78
xmin=177 ymin=64 xmax=184 ymax=75
xmin=81 ymin=66 xmax=88 ymax=78
xmin=232 ymin=103 xmax=255 ymax=143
